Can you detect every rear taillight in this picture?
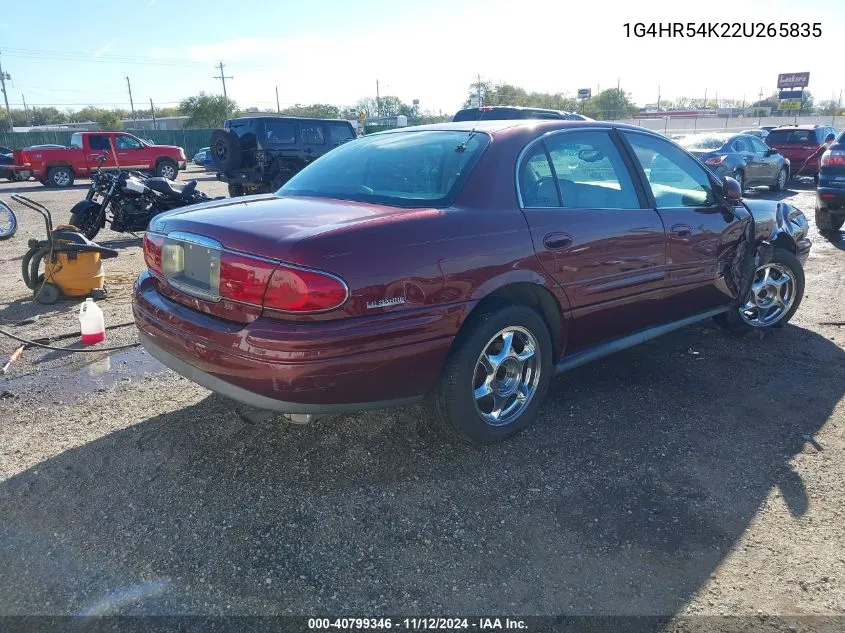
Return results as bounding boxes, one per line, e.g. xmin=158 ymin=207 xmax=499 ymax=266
xmin=218 ymin=251 xmax=276 ymax=305
xmin=820 ymin=150 xmax=845 ymax=167
xmin=143 ymin=232 xmax=165 ymax=275
xmin=264 ymin=265 xmax=348 ymax=313
xmin=705 ymin=155 xmax=726 ymax=166
xmin=145 ymin=231 xmax=348 ymax=313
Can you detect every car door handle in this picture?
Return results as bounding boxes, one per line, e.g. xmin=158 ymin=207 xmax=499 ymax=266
xmin=304 ymin=147 xmax=313 ymax=153
xmin=671 ymin=223 xmax=692 ymax=238
xmin=543 ymin=232 xmax=573 ymax=250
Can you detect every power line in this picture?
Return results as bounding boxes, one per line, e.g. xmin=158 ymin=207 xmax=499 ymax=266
xmin=1 ymin=46 xmax=209 ymax=67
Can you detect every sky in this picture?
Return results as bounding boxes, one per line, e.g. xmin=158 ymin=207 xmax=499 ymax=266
xmin=1 ymin=0 xmax=844 ymax=115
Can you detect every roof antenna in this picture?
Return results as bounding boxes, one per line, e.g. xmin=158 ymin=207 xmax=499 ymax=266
xmin=456 ymin=106 xmax=493 ymax=153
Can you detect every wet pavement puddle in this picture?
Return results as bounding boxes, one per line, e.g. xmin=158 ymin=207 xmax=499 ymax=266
xmin=0 ymin=346 xmax=167 ymax=405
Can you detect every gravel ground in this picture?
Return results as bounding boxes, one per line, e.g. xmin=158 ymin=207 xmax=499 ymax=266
xmin=0 ymin=167 xmax=844 ymax=620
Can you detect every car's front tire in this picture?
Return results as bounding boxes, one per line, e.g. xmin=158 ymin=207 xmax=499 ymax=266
xmin=714 ymin=248 xmax=804 ymax=333
xmin=430 ymin=304 xmax=553 ymax=444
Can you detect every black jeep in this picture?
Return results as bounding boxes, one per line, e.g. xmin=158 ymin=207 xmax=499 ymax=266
xmin=210 ymin=116 xmax=357 ymax=197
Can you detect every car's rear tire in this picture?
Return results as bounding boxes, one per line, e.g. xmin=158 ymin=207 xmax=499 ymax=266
xmin=46 ymin=166 xmax=74 ymax=188
xmin=227 ymin=183 xmax=244 ymax=198
xmin=210 ymin=129 xmax=242 ymax=172
xmin=270 ymin=160 xmax=299 ymax=190
xmin=770 ymin=166 xmax=788 ymax=191
xmin=816 ymin=205 xmax=844 ymax=234
xmin=156 ymin=158 xmax=178 ymax=180
xmin=430 ymin=304 xmax=553 ymax=445
xmin=714 ymin=248 xmax=804 ymax=333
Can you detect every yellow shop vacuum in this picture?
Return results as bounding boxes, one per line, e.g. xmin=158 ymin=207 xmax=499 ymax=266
xmin=13 ymin=195 xmax=119 ymax=305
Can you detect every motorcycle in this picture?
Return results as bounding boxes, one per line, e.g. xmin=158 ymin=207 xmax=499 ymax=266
xmin=69 ymin=156 xmax=217 ymax=240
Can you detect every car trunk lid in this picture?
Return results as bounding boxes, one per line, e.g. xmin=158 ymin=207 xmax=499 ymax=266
xmin=145 ymin=194 xmax=410 ymax=322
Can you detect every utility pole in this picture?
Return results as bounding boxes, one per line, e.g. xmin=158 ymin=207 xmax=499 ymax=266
xmin=657 ymin=85 xmax=661 ymax=112
xmin=477 ymin=73 xmax=482 ymax=107
xmin=150 ymin=98 xmax=157 ymax=130
xmin=835 ymin=89 xmax=842 ymax=126
xmin=22 ymin=94 xmax=30 ymax=125
xmin=126 ymin=76 xmax=137 ymax=128
xmin=0 ymin=53 xmax=13 ymax=130
xmin=376 ymin=79 xmax=381 ymax=117
xmin=703 ymin=88 xmax=707 ymax=110
xmin=275 ymin=86 xmax=280 ymax=114
xmin=214 ymin=62 xmax=233 ymax=117
xmin=758 ymin=87 xmax=764 ymax=126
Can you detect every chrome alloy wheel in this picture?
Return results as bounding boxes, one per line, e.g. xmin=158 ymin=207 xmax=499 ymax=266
xmin=472 ymin=326 xmax=541 ymax=426
xmin=739 ymin=262 xmax=797 ymax=327
xmin=777 ymin=167 xmax=788 ymax=190
xmin=160 ymin=163 xmax=177 ymax=179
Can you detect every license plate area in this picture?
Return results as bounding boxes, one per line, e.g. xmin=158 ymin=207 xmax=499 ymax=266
xmin=162 ymin=232 xmax=223 ymax=301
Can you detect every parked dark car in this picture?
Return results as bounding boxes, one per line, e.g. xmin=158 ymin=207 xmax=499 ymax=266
xmin=0 ymin=147 xmax=22 ymax=181
xmin=766 ymin=124 xmax=839 ymax=179
xmin=135 ymin=121 xmax=810 ymax=444
xmin=210 ymin=115 xmax=357 ymax=197
xmin=453 ymin=106 xmax=593 ymax=122
xmin=816 ymin=130 xmax=845 ymax=233
xmin=679 ymin=133 xmax=789 ymax=192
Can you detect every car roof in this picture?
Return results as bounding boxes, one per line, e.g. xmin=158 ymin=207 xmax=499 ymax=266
xmin=774 ymin=124 xmax=824 ymax=130
xmin=226 ymin=115 xmax=352 ymax=123
xmin=376 ymin=120 xmax=646 ymax=136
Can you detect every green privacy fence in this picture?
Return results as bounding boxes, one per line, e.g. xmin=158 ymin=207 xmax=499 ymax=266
xmin=0 ymin=129 xmax=215 ymax=160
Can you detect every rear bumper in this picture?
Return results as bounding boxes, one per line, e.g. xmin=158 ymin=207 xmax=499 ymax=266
xmin=132 ymin=272 xmax=466 ymax=413
xmin=178 ymin=160 xmax=187 ymax=170
xmin=817 ymin=188 xmax=845 ymax=213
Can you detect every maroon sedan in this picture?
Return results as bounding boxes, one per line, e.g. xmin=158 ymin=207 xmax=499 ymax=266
xmin=134 ymin=121 xmax=811 ymax=444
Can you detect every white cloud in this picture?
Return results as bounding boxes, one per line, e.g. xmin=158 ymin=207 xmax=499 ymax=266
xmin=93 ymin=41 xmax=114 ymax=58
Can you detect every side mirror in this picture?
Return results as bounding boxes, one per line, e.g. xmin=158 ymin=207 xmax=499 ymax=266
xmin=723 ymin=176 xmax=742 ymax=203
xmin=765 ymin=148 xmax=778 ymax=157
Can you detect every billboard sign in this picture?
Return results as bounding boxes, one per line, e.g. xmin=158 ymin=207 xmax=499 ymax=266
xmin=577 ymin=88 xmax=591 ymax=99
xmin=778 ymin=100 xmax=801 ymax=110
xmin=777 ymin=72 xmax=810 ymax=89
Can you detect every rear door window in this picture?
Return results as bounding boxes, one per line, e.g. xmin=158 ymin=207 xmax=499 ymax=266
xmin=544 ymin=131 xmax=640 ymax=209
xmin=732 ymin=137 xmax=752 ymax=153
xmin=301 ymin=123 xmax=326 ymax=145
xmin=88 ymin=135 xmax=112 ymax=151
xmin=264 ymin=120 xmax=296 ymax=144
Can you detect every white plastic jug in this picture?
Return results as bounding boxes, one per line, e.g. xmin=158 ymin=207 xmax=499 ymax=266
xmin=79 ymin=298 xmax=105 ymax=345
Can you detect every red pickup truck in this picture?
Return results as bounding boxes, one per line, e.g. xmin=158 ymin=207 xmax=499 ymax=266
xmin=13 ymin=131 xmax=187 ymax=187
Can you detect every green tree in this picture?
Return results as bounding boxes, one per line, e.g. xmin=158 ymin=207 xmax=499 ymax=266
xmin=178 ymin=93 xmax=238 ymax=128
xmin=583 ymin=88 xmax=637 ymax=120
xmin=280 ymin=103 xmax=341 ymax=118
xmin=816 ymin=99 xmax=844 ymax=116
xmin=96 ymin=110 xmax=124 ymax=130
xmin=28 ymin=107 xmax=68 ymax=126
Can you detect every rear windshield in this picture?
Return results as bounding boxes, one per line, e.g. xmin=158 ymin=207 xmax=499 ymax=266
xmin=767 ymin=129 xmax=820 ymax=144
xmin=680 ymin=135 xmax=730 ymax=150
xmin=279 ymin=130 xmax=490 ymax=208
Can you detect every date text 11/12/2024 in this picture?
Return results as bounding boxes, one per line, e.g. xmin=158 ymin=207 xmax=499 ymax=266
xmin=623 ymin=22 xmax=821 ymax=37
xmin=308 ymin=618 xmax=527 ymax=630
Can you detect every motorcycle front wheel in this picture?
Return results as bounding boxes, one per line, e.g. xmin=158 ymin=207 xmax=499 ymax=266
xmin=69 ymin=201 xmax=104 ymax=241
